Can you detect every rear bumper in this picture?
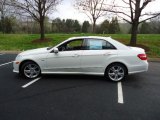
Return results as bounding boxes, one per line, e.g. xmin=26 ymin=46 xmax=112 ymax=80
xmin=128 ymin=61 xmax=148 ymax=74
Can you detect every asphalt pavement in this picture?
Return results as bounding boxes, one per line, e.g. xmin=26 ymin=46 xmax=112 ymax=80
xmin=0 ymin=54 xmax=160 ymax=120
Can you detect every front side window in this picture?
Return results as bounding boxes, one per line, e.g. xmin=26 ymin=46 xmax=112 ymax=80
xmin=58 ymin=39 xmax=83 ymax=51
xmin=85 ymin=39 xmax=116 ymax=50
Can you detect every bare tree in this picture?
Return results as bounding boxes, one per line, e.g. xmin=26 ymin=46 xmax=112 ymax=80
xmin=103 ymin=0 xmax=160 ymax=45
xmin=75 ymin=0 xmax=106 ymax=33
xmin=11 ymin=0 xmax=61 ymax=40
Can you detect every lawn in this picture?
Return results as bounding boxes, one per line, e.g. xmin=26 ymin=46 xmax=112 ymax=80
xmin=0 ymin=34 xmax=160 ymax=58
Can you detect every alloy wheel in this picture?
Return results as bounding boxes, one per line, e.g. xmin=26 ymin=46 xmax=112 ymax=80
xmin=107 ymin=65 xmax=125 ymax=81
xmin=23 ymin=63 xmax=40 ymax=79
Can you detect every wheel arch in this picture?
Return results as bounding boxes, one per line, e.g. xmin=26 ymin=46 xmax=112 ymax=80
xmin=105 ymin=62 xmax=128 ymax=75
xmin=19 ymin=59 xmax=40 ymax=72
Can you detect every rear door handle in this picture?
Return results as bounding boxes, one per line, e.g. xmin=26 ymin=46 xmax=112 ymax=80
xmin=73 ymin=54 xmax=79 ymax=57
xmin=104 ymin=52 xmax=115 ymax=55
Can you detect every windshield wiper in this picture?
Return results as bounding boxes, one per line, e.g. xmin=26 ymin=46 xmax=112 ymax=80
xmin=47 ymin=47 xmax=53 ymax=50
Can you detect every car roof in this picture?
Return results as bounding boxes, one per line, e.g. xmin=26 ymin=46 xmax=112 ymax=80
xmin=68 ymin=36 xmax=130 ymax=50
xmin=68 ymin=36 xmax=111 ymax=40
xmin=54 ymin=36 xmax=129 ymax=50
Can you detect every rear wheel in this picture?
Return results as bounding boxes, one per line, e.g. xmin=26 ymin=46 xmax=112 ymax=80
xmin=105 ymin=63 xmax=127 ymax=82
xmin=21 ymin=61 xmax=41 ymax=79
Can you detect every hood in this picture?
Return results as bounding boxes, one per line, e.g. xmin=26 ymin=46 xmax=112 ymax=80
xmin=19 ymin=47 xmax=49 ymax=56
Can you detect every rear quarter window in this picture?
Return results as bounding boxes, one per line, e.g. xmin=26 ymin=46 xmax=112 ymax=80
xmin=85 ymin=38 xmax=116 ymax=50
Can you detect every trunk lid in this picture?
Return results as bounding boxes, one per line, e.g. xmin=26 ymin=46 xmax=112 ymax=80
xmin=129 ymin=46 xmax=145 ymax=53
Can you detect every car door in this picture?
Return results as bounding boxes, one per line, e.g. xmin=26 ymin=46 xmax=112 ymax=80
xmin=81 ymin=38 xmax=117 ymax=73
xmin=45 ymin=39 xmax=84 ymax=72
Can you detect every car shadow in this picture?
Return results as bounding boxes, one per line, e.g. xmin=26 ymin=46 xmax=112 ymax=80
xmin=41 ymin=74 xmax=107 ymax=82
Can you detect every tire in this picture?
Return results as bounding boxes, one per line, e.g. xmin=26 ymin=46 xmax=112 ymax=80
xmin=20 ymin=61 xmax=41 ymax=79
xmin=105 ymin=63 xmax=127 ymax=82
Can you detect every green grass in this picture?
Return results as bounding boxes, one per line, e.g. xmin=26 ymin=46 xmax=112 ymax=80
xmin=0 ymin=33 xmax=160 ymax=58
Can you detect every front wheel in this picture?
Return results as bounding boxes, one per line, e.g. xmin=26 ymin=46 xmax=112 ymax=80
xmin=21 ymin=61 xmax=41 ymax=79
xmin=105 ymin=63 xmax=127 ymax=82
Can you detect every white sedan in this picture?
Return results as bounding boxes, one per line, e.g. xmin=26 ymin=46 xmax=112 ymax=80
xmin=13 ymin=36 xmax=148 ymax=82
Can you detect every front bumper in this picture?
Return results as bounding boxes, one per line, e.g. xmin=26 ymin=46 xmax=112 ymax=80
xmin=13 ymin=61 xmax=20 ymax=73
xmin=13 ymin=69 xmax=19 ymax=73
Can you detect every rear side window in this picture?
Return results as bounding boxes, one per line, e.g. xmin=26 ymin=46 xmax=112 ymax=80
xmin=85 ymin=39 xmax=116 ymax=50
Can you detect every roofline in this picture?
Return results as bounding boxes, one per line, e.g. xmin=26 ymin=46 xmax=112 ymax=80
xmin=68 ymin=36 xmax=111 ymax=40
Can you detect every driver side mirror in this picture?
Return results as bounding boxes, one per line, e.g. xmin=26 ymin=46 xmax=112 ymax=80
xmin=52 ymin=48 xmax=59 ymax=53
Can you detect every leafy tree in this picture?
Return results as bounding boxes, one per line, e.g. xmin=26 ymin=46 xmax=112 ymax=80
xmin=65 ymin=19 xmax=75 ymax=33
xmin=82 ymin=21 xmax=90 ymax=33
xmin=109 ymin=17 xmax=120 ymax=34
xmin=139 ymin=22 xmax=150 ymax=34
xmin=52 ymin=18 xmax=82 ymax=33
xmin=73 ymin=20 xmax=81 ymax=32
xmin=99 ymin=19 xmax=109 ymax=34
xmin=150 ymin=17 xmax=160 ymax=34
xmin=0 ymin=16 xmax=16 ymax=33
xmin=52 ymin=18 xmax=62 ymax=33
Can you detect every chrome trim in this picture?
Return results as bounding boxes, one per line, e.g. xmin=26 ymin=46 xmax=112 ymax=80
xmin=13 ymin=69 xmax=19 ymax=73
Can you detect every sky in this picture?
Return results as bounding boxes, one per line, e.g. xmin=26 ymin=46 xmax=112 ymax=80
xmin=52 ymin=0 xmax=106 ymax=24
xmin=52 ymin=0 xmax=160 ymax=24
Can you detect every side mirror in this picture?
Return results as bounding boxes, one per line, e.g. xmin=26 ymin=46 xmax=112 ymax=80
xmin=52 ymin=48 xmax=59 ymax=53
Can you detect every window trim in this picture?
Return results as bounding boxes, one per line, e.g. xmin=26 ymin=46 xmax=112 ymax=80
xmin=57 ymin=39 xmax=85 ymax=52
xmin=84 ymin=38 xmax=117 ymax=50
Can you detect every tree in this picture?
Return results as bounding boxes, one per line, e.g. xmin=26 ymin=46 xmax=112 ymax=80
xmin=103 ymin=0 xmax=160 ymax=45
xmin=109 ymin=17 xmax=120 ymax=34
xmin=4 ymin=16 xmax=12 ymax=33
xmin=52 ymin=18 xmax=60 ymax=33
xmin=12 ymin=0 xmax=61 ymax=40
xmin=65 ymin=19 xmax=74 ymax=33
xmin=139 ymin=22 xmax=150 ymax=34
xmin=52 ymin=18 xmax=82 ymax=33
xmin=82 ymin=21 xmax=90 ymax=33
xmin=0 ymin=0 xmax=10 ymax=33
xmin=150 ymin=16 xmax=160 ymax=34
xmin=98 ymin=19 xmax=109 ymax=34
xmin=0 ymin=16 xmax=16 ymax=33
xmin=52 ymin=18 xmax=65 ymax=33
xmin=73 ymin=20 xmax=81 ymax=32
xmin=75 ymin=0 xmax=106 ymax=33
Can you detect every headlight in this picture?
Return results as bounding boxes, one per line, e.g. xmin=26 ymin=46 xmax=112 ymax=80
xmin=14 ymin=54 xmax=22 ymax=65
xmin=16 ymin=54 xmax=22 ymax=59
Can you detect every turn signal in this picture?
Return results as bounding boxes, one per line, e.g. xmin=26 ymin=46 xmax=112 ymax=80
xmin=15 ymin=61 xmax=20 ymax=64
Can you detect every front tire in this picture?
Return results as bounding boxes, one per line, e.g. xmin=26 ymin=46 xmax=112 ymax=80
xmin=105 ymin=63 xmax=127 ymax=82
xmin=21 ymin=61 xmax=41 ymax=79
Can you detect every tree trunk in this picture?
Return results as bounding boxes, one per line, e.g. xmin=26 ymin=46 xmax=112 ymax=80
xmin=92 ymin=19 xmax=96 ymax=33
xmin=1 ymin=16 xmax=5 ymax=34
xmin=130 ymin=22 xmax=139 ymax=46
xmin=39 ymin=19 xmax=45 ymax=40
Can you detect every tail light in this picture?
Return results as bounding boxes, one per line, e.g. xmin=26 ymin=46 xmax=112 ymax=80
xmin=137 ymin=54 xmax=147 ymax=60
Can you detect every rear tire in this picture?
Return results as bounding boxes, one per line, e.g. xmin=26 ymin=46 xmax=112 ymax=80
xmin=105 ymin=63 xmax=127 ymax=82
xmin=20 ymin=61 xmax=41 ymax=79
